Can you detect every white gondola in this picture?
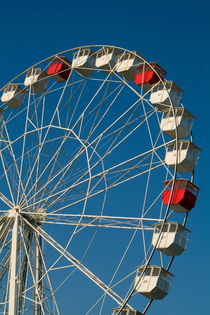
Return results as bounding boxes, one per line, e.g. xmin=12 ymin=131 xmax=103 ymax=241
xmin=160 ymin=108 xmax=195 ymax=139
xmin=1 ymin=84 xmax=27 ymax=109
xmin=72 ymin=49 xmax=95 ymax=76
xmin=24 ymin=68 xmax=49 ymax=94
xmin=116 ymin=52 xmax=141 ymax=81
xmin=152 ymin=222 xmax=190 ymax=256
xmin=135 ymin=265 xmax=173 ymax=300
xmin=165 ymin=140 xmax=201 ymax=173
xmin=112 ymin=308 xmax=142 ymax=315
xmin=95 ymin=47 xmax=120 ymax=71
xmin=149 ymin=81 xmax=183 ymax=110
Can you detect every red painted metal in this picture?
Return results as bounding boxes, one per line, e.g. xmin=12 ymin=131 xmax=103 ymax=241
xmin=162 ymin=179 xmax=199 ymax=211
xmin=134 ymin=63 xmax=166 ymax=86
xmin=47 ymin=57 xmax=71 ymax=81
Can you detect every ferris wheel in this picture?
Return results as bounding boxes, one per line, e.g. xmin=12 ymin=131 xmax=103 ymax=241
xmin=0 ymin=45 xmax=200 ymax=315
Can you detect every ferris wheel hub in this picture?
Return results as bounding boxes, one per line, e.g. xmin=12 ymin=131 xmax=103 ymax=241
xmin=7 ymin=205 xmax=20 ymax=217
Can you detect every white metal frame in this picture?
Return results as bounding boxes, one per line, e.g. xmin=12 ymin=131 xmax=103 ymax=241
xmin=0 ymin=45 xmax=196 ymax=315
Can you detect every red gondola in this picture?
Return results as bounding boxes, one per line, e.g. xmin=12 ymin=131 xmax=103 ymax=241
xmin=134 ymin=63 xmax=166 ymax=87
xmin=47 ymin=57 xmax=71 ymax=82
xmin=162 ymin=179 xmax=199 ymax=212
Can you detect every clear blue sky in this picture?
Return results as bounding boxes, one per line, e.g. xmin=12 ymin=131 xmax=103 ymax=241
xmin=0 ymin=0 xmax=209 ymax=314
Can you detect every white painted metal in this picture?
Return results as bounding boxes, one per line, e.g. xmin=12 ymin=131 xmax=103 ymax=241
xmin=152 ymin=222 xmax=190 ymax=256
xmin=112 ymin=308 xmax=142 ymax=315
xmin=24 ymin=68 xmax=48 ymax=94
xmin=95 ymin=47 xmax=119 ymax=71
xmin=23 ymin=217 xmax=132 ymax=308
xmin=160 ymin=108 xmax=195 ymax=139
xmin=0 ymin=216 xmax=14 ymax=244
xmin=134 ymin=266 xmax=173 ymax=300
xmin=1 ymin=84 xmax=27 ymax=109
xmin=0 ymin=46 xmax=196 ymax=314
xmin=72 ymin=49 xmax=95 ymax=76
xmin=165 ymin=140 xmax=201 ymax=173
xmin=34 ymin=234 xmax=42 ymax=315
xmin=116 ymin=52 xmax=141 ymax=80
xmin=32 ymin=213 xmax=163 ymax=230
xmin=8 ymin=213 xmax=18 ymax=315
xmin=149 ymin=81 xmax=183 ymax=110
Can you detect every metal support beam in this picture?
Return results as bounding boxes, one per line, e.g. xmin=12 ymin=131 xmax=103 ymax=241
xmin=8 ymin=214 xmax=19 ymax=315
xmin=23 ymin=217 xmax=132 ymax=308
xmin=34 ymin=234 xmax=42 ymax=315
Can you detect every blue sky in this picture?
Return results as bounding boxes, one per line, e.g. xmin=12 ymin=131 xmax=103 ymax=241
xmin=0 ymin=0 xmax=209 ymax=314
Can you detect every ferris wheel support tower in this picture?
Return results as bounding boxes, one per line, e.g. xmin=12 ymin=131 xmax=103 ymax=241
xmin=8 ymin=210 xmax=19 ymax=315
xmin=34 ymin=234 xmax=43 ymax=315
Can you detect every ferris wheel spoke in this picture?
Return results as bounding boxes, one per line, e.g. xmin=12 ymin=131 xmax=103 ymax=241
xmin=25 ymin=94 xmax=45 ymax=205
xmin=70 ymin=71 xmax=114 ymax=132
xmin=77 ymin=81 xmax=125 ymax=141
xmin=70 ymin=147 xmax=93 ymax=237
xmin=31 ymin=95 xmax=45 ymax=209
xmin=44 ymin=78 xmax=84 ymax=97
xmin=23 ymin=126 xmax=101 ymax=205
xmin=20 ymin=133 xmax=89 ymax=208
xmin=23 ymin=161 xmax=162 ymax=216
xmin=133 ymin=101 xmax=171 ymax=261
xmin=74 ymin=97 xmax=152 ymax=156
xmin=38 ymin=215 xmax=159 ymax=231
xmin=80 ymin=80 xmax=124 ymax=125
xmin=55 ymin=147 xmax=94 ymax=246
xmin=22 ymin=127 xmax=81 ymax=207
xmin=21 ymin=98 xmax=158 ymax=209
xmin=70 ymin=83 xmax=144 ymax=151
xmin=27 ymin=155 xmax=162 ymax=213
xmin=19 ymin=128 xmax=85 ymax=206
xmin=21 ymin=133 xmax=171 ymax=213
xmin=139 ymin=153 xmax=156 ymax=262
xmin=2 ymin=124 xmax=28 ymax=205
xmin=32 ymin=136 xmax=72 ymax=209
xmin=47 ymin=161 xmax=164 ymax=218
xmin=65 ymin=78 xmax=87 ymax=129
xmin=22 ymin=216 xmax=133 ymax=308
xmin=35 ymin=126 xmax=88 ymax=209
xmin=0 ymin=191 xmax=14 ymax=208
xmin=0 ymin=139 xmax=22 ymax=206
xmin=0 ymin=153 xmax=16 ymax=206
xmin=16 ymin=89 xmax=32 ymax=204
xmin=140 ymin=99 xmax=172 ymax=171
xmin=113 ymin=65 xmax=164 ymax=109
xmin=86 ymin=96 xmax=145 ymax=146
xmin=86 ymin=266 xmax=134 ymax=315
xmin=97 ymin=107 xmax=156 ymax=158
xmin=113 ymin=71 xmax=153 ymax=108
xmin=19 ymin=74 xmax=73 ymax=203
